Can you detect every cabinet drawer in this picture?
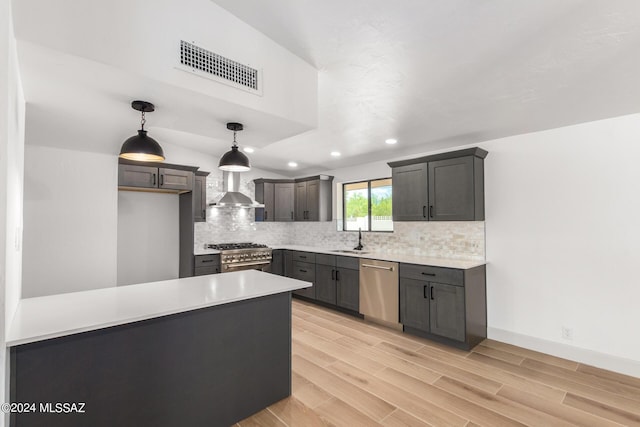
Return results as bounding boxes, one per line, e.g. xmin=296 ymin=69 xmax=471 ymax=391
xmin=400 ymin=263 xmax=463 ymax=286
xmin=293 ymin=261 xmax=315 ymax=282
xmin=293 ymin=251 xmax=316 ymax=263
xmin=195 ymin=254 xmax=220 ymax=268
xmin=194 ymin=266 xmax=219 ymax=276
xmin=336 ymin=256 xmax=359 ymax=270
xmin=315 ymin=253 xmax=335 ymax=266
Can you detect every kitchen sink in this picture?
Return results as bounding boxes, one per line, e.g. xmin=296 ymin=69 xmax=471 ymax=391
xmin=330 ymin=249 xmax=370 ymax=254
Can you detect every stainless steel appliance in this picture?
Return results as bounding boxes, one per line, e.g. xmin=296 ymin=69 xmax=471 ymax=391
xmin=206 ymin=243 xmax=272 ymax=273
xmin=359 ymin=258 xmax=400 ymax=329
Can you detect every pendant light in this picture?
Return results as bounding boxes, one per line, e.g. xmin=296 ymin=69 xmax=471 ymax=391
xmin=219 ymin=122 xmax=250 ymax=172
xmin=119 ymin=100 xmax=165 ymax=162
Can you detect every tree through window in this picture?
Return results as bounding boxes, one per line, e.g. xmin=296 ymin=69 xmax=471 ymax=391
xmin=343 ymin=178 xmax=392 ymax=232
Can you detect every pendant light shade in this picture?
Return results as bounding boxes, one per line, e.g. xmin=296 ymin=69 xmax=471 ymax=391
xmin=219 ymin=122 xmax=251 ymax=172
xmin=119 ymin=100 xmax=165 ymax=162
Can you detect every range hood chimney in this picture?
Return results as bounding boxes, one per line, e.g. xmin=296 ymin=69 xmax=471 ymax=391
xmin=209 ymin=171 xmax=264 ymax=208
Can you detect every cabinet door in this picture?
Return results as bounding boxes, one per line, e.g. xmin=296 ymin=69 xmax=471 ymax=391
xmin=392 ymin=163 xmax=428 ymax=221
xmin=262 ymin=182 xmax=275 ymax=222
xmin=429 ymin=282 xmax=465 ymax=341
xmin=292 ymin=261 xmax=316 ymax=299
xmin=283 ymin=250 xmax=294 ymax=278
xmin=159 ymin=168 xmax=193 ymax=191
xmin=193 ymin=175 xmax=207 ymax=222
xmin=305 ymin=180 xmax=320 ymax=221
xmin=294 ymin=181 xmax=307 ymax=221
xmin=428 ymin=156 xmax=474 ymax=221
xmin=271 ymin=250 xmax=283 ymax=276
xmin=274 ymin=183 xmax=295 ymax=221
xmin=399 ymin=278 xmax=430 ymax=331
xmin=118 ymin=164 xmax=158 ymax=189
xmin=315 ymin=264 xmax=336 ymax=305
xmin=336 ymin=267 xmax=359 ymax=311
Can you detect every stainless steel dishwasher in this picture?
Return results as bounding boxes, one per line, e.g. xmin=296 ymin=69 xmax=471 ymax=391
xmin=359 ymin=259 xmax=400 ymax=328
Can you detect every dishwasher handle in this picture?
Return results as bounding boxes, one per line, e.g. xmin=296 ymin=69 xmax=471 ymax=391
xmin=361 ymin=263 xmax=394 ymax=272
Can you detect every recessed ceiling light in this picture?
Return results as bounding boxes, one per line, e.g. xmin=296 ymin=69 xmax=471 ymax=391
xmin=385 ymin=138 xmax=398 ymax=145
xmin=243 ymin=147 xmax=255 ymax=153
xmin=288 ymin=161 xmax=298 ymax=167
xmin=330 ymin=151 xmax=341 ymax=157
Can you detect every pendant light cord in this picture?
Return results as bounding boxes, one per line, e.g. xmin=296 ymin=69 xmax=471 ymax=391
xmin=141 ymin=111 xmax=146 ymax=131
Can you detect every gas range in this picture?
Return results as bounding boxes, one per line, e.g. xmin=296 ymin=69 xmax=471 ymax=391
xmin=206 ymin=243 xmax=272 ymax=272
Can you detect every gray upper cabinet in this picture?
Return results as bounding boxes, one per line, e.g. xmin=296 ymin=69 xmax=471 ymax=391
xmin=256 ymin=175 xmax=332 ymax=222
xmin=391 ymin=163 xmax=428 ymax=221
xmin=274 ymin=183 xmax=295 ymax=221
xmin=193 ymin=171 xmax=209 ymax=222
xmin=118 ymin=161 xmax=194 ymax=193
xmin=388 ymin=147 xmax=487 ymax=221
xmin=295 ymin=176 xmax=333 ymax=222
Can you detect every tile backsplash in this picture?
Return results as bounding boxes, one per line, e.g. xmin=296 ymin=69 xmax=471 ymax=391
xmin=196 ymin=174 xmax=485 ymax=260
xmin=195 ymin=210 xmax=485 ymax=261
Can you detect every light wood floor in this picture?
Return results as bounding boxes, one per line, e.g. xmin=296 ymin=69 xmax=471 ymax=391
xmin=238 ymin=299 xmax=640 ymax=426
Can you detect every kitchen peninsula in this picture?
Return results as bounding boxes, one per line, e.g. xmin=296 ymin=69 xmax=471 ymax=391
xmin=7 ymin=270 xmax=310 ymax=427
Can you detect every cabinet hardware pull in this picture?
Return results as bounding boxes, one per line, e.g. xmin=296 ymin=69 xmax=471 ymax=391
xmin=299 ymin=269 xmax=307 ymax=273
xmin=201 ymin=259 xmax=214 ymax=263
xmin=421 ymin=272 xmax=436 ymax=276
xmin=361 ymin=263 xmax=394 ymax=271
xmin=423 ymin=285 xmax=428 ymax=299
xmin=291 ymin=211 xmax=293 ymax=220
xmin=430 ymin=286 xmax=434 ymax=300
xmin=202 ymin=209 xmax=206 ymax=218
xmin=160 ymin=174 xmax=164 ymax=186
xmin=423 ymin=205 xmax=426 ymax=218
xmin=336 ymin=270 xmax=340 ymax=281
xmin=265 ymin=211 xmax=268 ymax=220
xmin=300 ymin=255 xmax=307 ymax=259
xmin=152 ymin=173 xmax=156 ymax=186
xmin=429 ymin=205 xmax=434 ymax=218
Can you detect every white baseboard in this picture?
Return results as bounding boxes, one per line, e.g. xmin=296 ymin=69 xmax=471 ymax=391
xmin=488 ymin=327 xmax=640 ymax=379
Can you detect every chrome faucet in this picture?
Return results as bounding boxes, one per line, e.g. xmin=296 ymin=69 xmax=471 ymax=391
xmin=353 ymin=227 xmax=364 ymax=251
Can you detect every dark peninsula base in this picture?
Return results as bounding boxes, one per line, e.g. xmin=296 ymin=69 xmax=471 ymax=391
xmin=10 ymin=292 xmax=292 ymax=427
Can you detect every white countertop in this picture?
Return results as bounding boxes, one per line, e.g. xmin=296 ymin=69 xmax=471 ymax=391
xmin=6 ymin=270 xmax=310 ymax=347
xmin=195 ymin=245 xmax=485 ymax=269
xmin=281 ymin=246 xmax=485 ymax=269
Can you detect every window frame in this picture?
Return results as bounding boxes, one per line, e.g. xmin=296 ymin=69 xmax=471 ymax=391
xmin=342 ymin=177 xmax=393 ymax=233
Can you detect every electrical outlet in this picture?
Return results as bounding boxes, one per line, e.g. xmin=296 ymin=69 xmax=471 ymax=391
xmin=561 ymin=326 xmax=573 ymax=341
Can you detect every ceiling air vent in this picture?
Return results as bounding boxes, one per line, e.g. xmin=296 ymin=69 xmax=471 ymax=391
xmin=178 ymin=40 xmax=262 ymax=95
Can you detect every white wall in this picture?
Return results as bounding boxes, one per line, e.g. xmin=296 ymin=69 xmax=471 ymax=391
xmin=481 ymin=113 xmax=640 ymax=376
xmin=1 ymin=0 xmax=25 ymax=423
xmin=22 ymin=146 xmax=118 ymax=297
xmin=12 ymin=0 xmax=318 ymax=129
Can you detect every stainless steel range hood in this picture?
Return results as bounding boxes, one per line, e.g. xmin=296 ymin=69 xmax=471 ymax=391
xmin=209 ymin=171 xmax=264 ymax=208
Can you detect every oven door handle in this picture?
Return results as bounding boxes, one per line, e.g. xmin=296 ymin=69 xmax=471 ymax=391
xmin=223 ymin=261 xmax=271 ymax=269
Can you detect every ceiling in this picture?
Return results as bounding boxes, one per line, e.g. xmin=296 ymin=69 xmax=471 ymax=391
xmin=14 ymin=0 xmax=640 ymax=176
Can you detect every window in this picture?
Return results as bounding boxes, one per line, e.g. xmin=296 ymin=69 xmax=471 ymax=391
xmin=343 ymin=178 xmax=393 ymax=232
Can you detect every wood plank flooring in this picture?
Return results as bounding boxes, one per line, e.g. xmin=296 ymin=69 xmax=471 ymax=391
xmin=237 ymin=299 xmax=640 ymax=426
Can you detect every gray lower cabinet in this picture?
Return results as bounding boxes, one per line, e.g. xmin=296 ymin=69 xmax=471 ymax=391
xmin=292 ymin=260 xmax=316 ymax=299
xmin=388 ymin=147 xmax=487 ymax=222
xmin=335 ymin=266 xmax=359 ymax=311
xmin=315 ymin=264 xmax=336 ymax=305
xmin=194 ymin=254 xmax=220 ymax=275
xmin=271 ymin=250 xmax=283 ymax=275
xmin=278 ymin=252 xmax=359 ymax=313
xmin=399 ymin=262 xmax=486 ymax=350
